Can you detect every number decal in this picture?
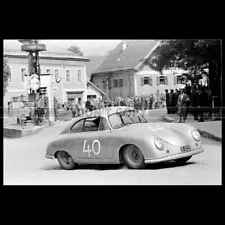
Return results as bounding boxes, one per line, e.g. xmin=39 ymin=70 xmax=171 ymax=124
xmin=92 ymin=140 xmax=101 ymax=155
xmin=83 ymin=140 xmax=101 ymax=157
xmin=83 ymin=140 xmax=92 ymax=157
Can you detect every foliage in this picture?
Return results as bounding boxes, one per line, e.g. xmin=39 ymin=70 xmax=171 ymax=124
xmin=145 ymin=39 xmax=221 ymax=83
xmin=3 ymin=58 xmax=11 ymax=96
xmin=67 ymin=45 xmax=83 ymax=56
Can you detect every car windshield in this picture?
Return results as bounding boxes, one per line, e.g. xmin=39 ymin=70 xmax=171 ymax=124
xmin=108 ymin=110 xmax=148 ymax=129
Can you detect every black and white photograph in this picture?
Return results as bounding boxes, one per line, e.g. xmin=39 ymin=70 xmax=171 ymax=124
xmin=3 ymin=39 xmax=222 ymax=185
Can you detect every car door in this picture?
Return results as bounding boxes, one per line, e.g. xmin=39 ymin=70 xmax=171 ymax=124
xmin=77 ymin=117 xmax=112 ymax=159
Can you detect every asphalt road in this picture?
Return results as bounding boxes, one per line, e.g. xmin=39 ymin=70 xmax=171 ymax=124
xmin=3 ymin=109 xmax=221 ymax=185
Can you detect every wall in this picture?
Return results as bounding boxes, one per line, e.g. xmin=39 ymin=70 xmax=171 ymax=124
xmin=87 ymin=84 xmax=102 ymax=100
xmin=4 ymin=56 xmax=88 ymax=107
xmin=135 ymin=65 xmax=187 ymax=95
xmin=91 ymin=70 xmax=135 ymax=98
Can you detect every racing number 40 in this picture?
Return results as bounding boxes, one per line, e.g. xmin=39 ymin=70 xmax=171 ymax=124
xmin=83 ymin=140 xmax=101 ymax=157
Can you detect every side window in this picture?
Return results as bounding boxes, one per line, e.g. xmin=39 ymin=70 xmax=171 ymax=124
xmin=70 ymin=119 xmax=84 ymax=133
xmin=108 ymin=113 xmax=123 ymax=128
xmin=83 ymin=117 xmax=100 ymax=132
xmin=98 ymin=117 xmax=110 ymax=131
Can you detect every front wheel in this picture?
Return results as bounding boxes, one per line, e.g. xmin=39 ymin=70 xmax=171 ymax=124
xmin=174 ymin=156 xmax=192 ymax=164
xmin=123 ymin=145 xmax=146 ymax=169
xmin=56 ymin=151 xmax=77 ymax=170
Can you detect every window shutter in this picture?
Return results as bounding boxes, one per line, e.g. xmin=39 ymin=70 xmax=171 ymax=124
xmin=174 ymin=75 xmax=177 ymax=85
xmin=157 ymin=76 xmax=159 ymax=85
xmin=149 ymin=77 xmax=152 ymax=86
xmin=165 ymin=76 xmax=168 ymax=85
xmin=141 ymin=77 xmax=144 ymax=86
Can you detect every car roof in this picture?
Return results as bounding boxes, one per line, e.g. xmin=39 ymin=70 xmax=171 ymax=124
xmin=82 ymin=106 xmax=134 ymax=118
xmin=59 ymin=107 xmax=138 ymax=134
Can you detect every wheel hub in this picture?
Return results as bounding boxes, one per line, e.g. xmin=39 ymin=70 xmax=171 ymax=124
xmin=131 ymin=150 xmax=139 ymax=160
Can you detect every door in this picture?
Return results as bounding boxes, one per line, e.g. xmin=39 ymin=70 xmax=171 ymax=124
xmin=76 ymin=117 xmax=112 ymax=159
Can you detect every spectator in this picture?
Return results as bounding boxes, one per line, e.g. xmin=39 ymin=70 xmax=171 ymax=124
xmin=198 ymin=86 xmax=208 ymax=122
xmin=76 ymin=98 xmax=85 ymax=117
xmin=165 ymin=89 xmax=170 ymax=114
xmin=71 ymin=100 xmax=76 ymax=118
xmin=53 ymin=98 xmax=59 ymax=121
xmin=86 ymin=97 xmax=92 ymax=111
xmin=152 ymin=94 xmax=156 ymax=109
xmin=191 ymin=81 xmax=199 ymax=121
xmin=206 ymin=88 xmax=212 ymax=119
xmin=169 ymin=89 xmax=176 ymax=114
xmin=174 ymin=89 xmax=179 ymax=114
xmin=177 ymin=87 xmax=189 ymax=123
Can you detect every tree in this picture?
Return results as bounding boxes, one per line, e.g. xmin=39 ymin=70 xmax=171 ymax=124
xmin=3 ymin=58 xmax=11 ymax=96
xmin=145 ymin=39 xmax=221 ymax=95
xmin=67 ymin=45 xmax=83 ymax=56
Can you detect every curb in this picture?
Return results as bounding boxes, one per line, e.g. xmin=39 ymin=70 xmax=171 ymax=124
xmin=161 ymin=115 xmax=221 ymax=142
xmin=4 ymin=120 xmax=63 ymax=138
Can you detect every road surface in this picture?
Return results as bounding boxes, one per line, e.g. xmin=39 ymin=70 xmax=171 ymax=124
xmin=3 ymin=109 xmax=221 ymax=185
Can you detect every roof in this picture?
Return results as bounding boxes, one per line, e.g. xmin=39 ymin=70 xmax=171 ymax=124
xmin=83 ymin=106 xmax=134 ymax=118
xmin=87 ymin=81 xmax=106 ymax=96
xmin=3 ymin=40 xmax=90 ymax=62
xmin=86 ymin=55 xmax=105 ymax=80
xmin=92 ymin=40 xmax=160 ymax=74
xmin=60 ymin=106 xmax=134 ymax=134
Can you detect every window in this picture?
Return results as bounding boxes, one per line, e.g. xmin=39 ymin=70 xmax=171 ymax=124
xmin=78 ymin=70 xmax=82 ymax=82
xmin=21 ymin=68 xmax=26 ymax=82
xmin=98 ymin=117 xmax=110 ymax=131
xmin=175 ymin=75 xmax=184 ymax=84
xmin=141 ymin=77 xmax=152 ymax=86
xmin=108 ymin=110 xmax=148 ymax=129
xmin=66 ymin=70 xmax=71 ymax=82
xmin=157 ymin=76 xmax=168 ymax=85
xmin=108 ymin=113 xmax=122 ymax=129
xmin=83 ymin=117 xmax=100 ymax=132
xmin=54 ymin=69 xmax=59 ymax=81
xmin=46 ymin=69 xmax=51 ymax=74
xmin=70 ymin=119 xmax=84 ymax=133
xmin=119 ymin=78 xmax=123 ymax=88
xmin=114 ymin=79 xmax=118 ymax=88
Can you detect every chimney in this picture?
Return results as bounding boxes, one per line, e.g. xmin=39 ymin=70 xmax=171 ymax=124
xmin=122 ymin=41 xmax=127 ymax=51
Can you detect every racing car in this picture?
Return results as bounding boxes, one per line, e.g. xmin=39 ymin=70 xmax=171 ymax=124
xmin=46 ymin=107 xmax=204 ymax=169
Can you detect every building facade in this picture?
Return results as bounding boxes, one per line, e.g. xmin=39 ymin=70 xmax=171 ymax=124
xmin=87 ymin=81 xmax=106 ymax=100
xmin=90 ymin=40 xmax=190 ymax=98
xmin=3 ymin=40 xmax=90 ymax=108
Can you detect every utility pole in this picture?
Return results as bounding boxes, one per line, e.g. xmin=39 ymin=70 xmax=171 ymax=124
xmin=20 ymin=39 xmax=46 ymax=125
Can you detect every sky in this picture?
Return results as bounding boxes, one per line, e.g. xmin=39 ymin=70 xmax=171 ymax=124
xmin=40 ymin=40 xmax=122 ymax=56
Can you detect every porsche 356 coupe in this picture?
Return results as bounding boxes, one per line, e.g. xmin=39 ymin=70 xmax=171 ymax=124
xmin=45 ymin=107 xmax=204 ymax=169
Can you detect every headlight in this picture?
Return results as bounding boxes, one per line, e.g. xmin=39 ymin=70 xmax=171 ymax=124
xmin=191 ymin=130 xmax=200 ymax=142
xmin=154 ymin=138 xmax=164 ymax=150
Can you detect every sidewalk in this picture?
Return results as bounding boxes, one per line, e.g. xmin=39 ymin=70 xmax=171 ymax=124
xmin=3 ymin=120 xmax=63 ymax=138
xmin=162 ymin=113 xmax=222 ymax=141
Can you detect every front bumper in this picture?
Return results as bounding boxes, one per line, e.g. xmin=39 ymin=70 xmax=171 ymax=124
xmin=45 ymin=154 xmax=55 ymax=159
xmin=144 ymin=147 xmax=204 ymax=164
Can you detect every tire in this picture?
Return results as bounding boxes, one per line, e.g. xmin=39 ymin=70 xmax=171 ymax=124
xmin=56 ymin=151 xmax=77 ymax=170
xmin=123 ymin=145 xmax=146 ymax=169
xmin=174 ymin=156 xmax=192 ymax=164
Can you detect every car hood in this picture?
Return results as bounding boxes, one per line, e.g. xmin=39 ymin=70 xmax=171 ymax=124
xmin=121 ymin=123 xmax=190 ymax=146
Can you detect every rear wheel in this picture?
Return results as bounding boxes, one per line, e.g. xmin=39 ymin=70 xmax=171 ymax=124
xmin=123 ymin=145 xmax=146 ymax=169
xmin=174 ymin=156 xmax=192 ymax=164
xmin=56 ymin=151 xmax=77 ymax=170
